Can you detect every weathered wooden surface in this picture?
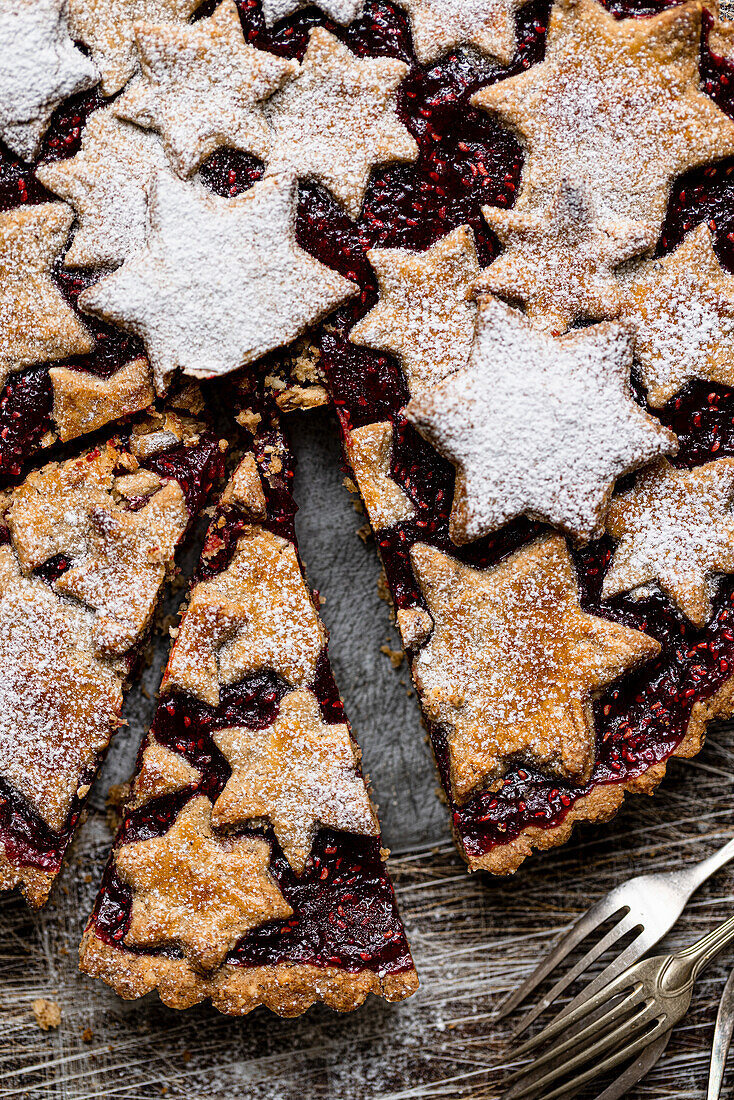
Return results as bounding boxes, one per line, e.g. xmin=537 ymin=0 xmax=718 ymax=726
xmin=2 ymin=410 xmax=734 ymax=1099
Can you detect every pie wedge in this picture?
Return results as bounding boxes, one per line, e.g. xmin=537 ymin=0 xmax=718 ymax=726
xmin=79 ymin=424 xmax=418 ymax=1015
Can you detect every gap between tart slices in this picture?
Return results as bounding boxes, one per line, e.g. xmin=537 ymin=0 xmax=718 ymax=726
xmin=79 ymin=414 xmax=418 ymax=1015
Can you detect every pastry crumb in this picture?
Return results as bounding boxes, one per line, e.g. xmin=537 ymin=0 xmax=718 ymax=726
xmin=380 ymin=644 xmax=404 ymax=669
xmin=32 ymin=999 xmax=61 ymax=1031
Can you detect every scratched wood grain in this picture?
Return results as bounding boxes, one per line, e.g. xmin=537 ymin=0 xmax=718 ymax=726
xmin=2 ymin=409 xmax=734 ymax=1100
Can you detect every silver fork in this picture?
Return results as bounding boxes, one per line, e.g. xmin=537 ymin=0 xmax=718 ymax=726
xmin=497 ymin=835 xmax=734 ymax=1035
xmin=708 ymin=965 xmax=734 ymax=1100
xmin=501 ymin=913 xmax=734 ymax=1100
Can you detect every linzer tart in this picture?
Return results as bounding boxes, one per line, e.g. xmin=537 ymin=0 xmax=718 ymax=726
xmin=285 ymin=0 xmax=734 ymax=873
xmin=0 ymin=413 xmax=223 ymax=906
xmin=79 ymin=430 xmax=418 ymax=1016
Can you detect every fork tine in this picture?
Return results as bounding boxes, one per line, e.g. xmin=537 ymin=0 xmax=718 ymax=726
xmin=512 ymin=912 xmax=642 ymax=1036
xmin=552 ymin=929 xmax=660 ymax=1025
xmin=494 ymin=899 xmax=629 ymax=1021
xmin=504 ymin=987 xmax=648 ymax=1091
xmin=521 ymin=1023 xmax=668 ymax=1100
xmin=505 ymin=1001 xmax=660 ymax=1100
xmin=512 ymin=970 xmax=642 ymax=1059
xmin=590 ymin=1029 xmax=671 ymax=1100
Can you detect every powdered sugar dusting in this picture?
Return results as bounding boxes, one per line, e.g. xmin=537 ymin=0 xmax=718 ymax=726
xmin=0 ymin=0 xmax=98 ymax=161
xmin=36 ymin=106 xmax=170 ymax=270
xmin=114 ymin=1 xmax=297 ymax=178
xmin=0 ymin=203 xmax=94 ymax=390
xmin=67 ymin=0 xmax=200 ymax=97
xmin=0 ymin=546 xmax=123 ymax=833
xmin=396 ymin=0 xmax=523 ymax=66
xmin=619 ymin=223 xmax=734 ymax=407
xmin=261 ymin=0 xmax=365 ymax=27
xmin=473 ymin=0 xmax=734 ymax=234
xmin=603 ymin=458 xmax=734 ymax=627
xmin=406 ymin=296 xmax=677 ymax=544
xmin=164 ymin=525 xmax=327 ymax=706
xmin=480 ymin=179 xmax=655 ymax=334
xmin=264 ymin=28 xmax=417 ymax=220
xmin=78 ymin=171 xmax=356 ymax=392
xmin=212 ymin=689 xmax=378 ymax=875
xmin=410 ymin=535 xmax=660 ymax=801
xmin=350 ymin=226 xmax=480 ymax=400
xmin=117 ymin=796 xmax=292 ymax=972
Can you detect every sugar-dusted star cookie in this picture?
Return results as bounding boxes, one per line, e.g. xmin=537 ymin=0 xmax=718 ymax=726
xmin=406 ymin=295 xmax=677 ymax=544
xmin=78 ymin=171 xmax=356 ymax=392
xmin=67 ymin=0 xmax=199 ymax=96
xmin=603 ymin=458 xmax=734 ymax=627
xmin=116 ymin=796 xmax=292 ymax=973
xmin=0 ymin=0 xmax=98 ymax=161
xmin=264 ymin=27 xmax=417 ymax=219
xmin=350 ymin=225 xmax=480 ymax=399
xmin=618 ymin=224 xmax=734 ymax=408
xmin=115 ymin=1 xmax=297 ymax=177
xmin=473 ymin=0 xmax=734 ymax=234
xmin=0 ymin=203 xmax=94 ymax=390
xmin=161 ymin=525 xmax=327 ymax=707
xmin=36 ymin=106 xmax=169 ymax=269
xmin=410 ymin=534 xmax=660 ymax=801
xmin=478 ymin=179 xmax=655 ymax=334
xmin=212 ymin=689 xmax=378 ymax=875
xmin=396 ymin=0 xmax=523 ymax=66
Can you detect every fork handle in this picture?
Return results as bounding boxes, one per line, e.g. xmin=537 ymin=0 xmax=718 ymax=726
xmin=661 ymin=915 xmax=734 ymax=995
xmin=683 ymin=836 xmax=734 ymax=892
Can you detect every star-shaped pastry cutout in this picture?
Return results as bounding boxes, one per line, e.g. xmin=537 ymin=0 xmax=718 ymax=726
xmin=36 ymin=107 xmax=170 ymax=270
xmin=67 ymin=0 xmax=200 ymax=97
xmin=472 ymin=0 xmax=734 ymax=234
xmin=114 ymin=1 xmax=298 ymax=178
xmin=0 ymin=203 xmax=94 ymax=390
xmin=346 ymin=421 xmax=416 ymax=530
xmin=116 ymin=796 xmax=292 ymax=973
xmin=261 ymin=0 xmax=364 ymax=26
xmin=55 ymin=481 xmax=188 ymax=655
xmin=263 ymin=28 xmax=417 ymax=219
xmin=406 ymin=296 xmax=677 ymax=544
xmin=350 ymin=226 xmax=480 ymax=400
xmin=212 ymin=689 xmax=378 ymax=874
xmin=396 ymin=0 xmax=523 ymax=66
xmin=410 ymin=534 xmax=660 ymax=801
xmin=78 ymin=171 xmax=356 ymax=392
xmin=617 ymin=224 xmax=734 ymax=408
xmin=0 ymin=549 xmax=123 ymax=832
xmin=0 ymin=0 xmax=98 ymax=161
xmin=162 ymin=527 xmax=326 ymax=706
xmin=603 ymin=458 xmax=734 ymax=627
xmin=49 ymin=356 xmax=155 ymax=443
xmin=478 ymin=180 xmax=655 ymax=334
xmin=8 ymin=444 xmax=118 ymax=573
xmin=130 ymin=736 xmax=201 ymax=807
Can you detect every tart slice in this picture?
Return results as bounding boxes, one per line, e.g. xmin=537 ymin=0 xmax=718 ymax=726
xmin=0 ymin=412 xmax=223 ymax=906
xmin=80 ymin=426 xmax=418 ymax=1016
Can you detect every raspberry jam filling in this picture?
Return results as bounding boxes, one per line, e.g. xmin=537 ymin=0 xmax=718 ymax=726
xmin=227 ymin=0 xmax=734 ymax=857
xmin=0 ymin=434 xmax=224 ymax=874
xmin=91 ymin=426 xmax=412 ymax=974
